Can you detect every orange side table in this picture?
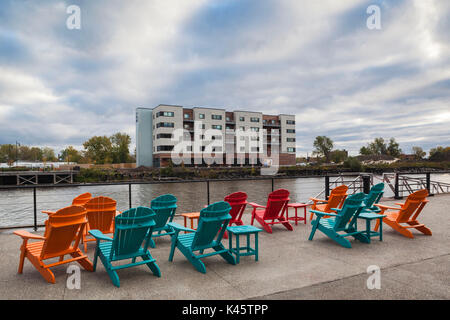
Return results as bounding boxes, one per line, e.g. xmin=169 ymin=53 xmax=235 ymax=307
xmin=181 ymin=212 xmax=200 ymax=232
xmin=286 ymin=203 xmax=309 ymax=225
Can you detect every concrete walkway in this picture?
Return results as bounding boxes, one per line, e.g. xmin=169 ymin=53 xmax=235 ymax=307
xmin=0 ymin=195 xmax=448 ymax=300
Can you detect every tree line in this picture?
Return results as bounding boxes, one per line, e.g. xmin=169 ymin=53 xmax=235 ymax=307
xmin=0 ymin=132 xmax=134 ymax=165
xmin=311 ymin=136 xmax=449 ymax=163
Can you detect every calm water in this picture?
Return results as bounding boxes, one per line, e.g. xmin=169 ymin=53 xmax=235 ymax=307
xmin=1 ymin=174 xmax=449 ymax=228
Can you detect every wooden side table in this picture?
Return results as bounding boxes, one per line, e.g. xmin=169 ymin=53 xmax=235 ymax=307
xmin=286 ymin=203 xmax=308 ymax=225
xmin=181 ymin=212 xmax=200 ymax=233
xmin=227 ymin=225 xmax=262 ymax=264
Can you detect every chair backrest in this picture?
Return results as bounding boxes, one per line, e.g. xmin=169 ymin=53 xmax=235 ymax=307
xmin=72 ymin=192 xmax=92 ymax=207
xmin=333 ymin=192 xmax=366 ymax=232
xmin=324 ymin=185 xmax=348 ymax=211
xmin=397 ymin=189 xmax=428 ymax=223
xmin=191 ymin=201 xmax=231 ymax=251
xmin=150 ymin=194 xmax=177 ymax=230
xmin=110 ymin=207 xmax=156 ymax=259
xmin=363 ymin=183 xmax=384 ymax=208
xmin=263 ymin=189 xmax=290 ymax=220
xmin=41 ymin=205 xmax=87 ymax=260
xmin=84 ymin=196 xmax=117 ymax=233
xmin=224 ymin=191 xmax=247 ymax=223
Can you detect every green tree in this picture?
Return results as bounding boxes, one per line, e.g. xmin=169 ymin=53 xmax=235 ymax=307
xmin=329 ymin=149 xmax=348 ymax=163
xmin=412 ymin=146 xmax=426 ymax=160
xmin=41 ymin=147 xmax=57 ymax=162
xmin=387 ymin=137 xmax=402 ymax=157
xmin=429 ymin=146 xmax=450 ymax=161
xmin=60 ymin=146 xmax=82 ymax=163
xmin=313 ymin=136 xmax=334 ymax=163
xmin=110 ymin=132 xmax=131 ymax=163
xmin=83 ymin=136 xmax=113 ymax=164
xmin=0 ymin=144 xmax=15 ymax=163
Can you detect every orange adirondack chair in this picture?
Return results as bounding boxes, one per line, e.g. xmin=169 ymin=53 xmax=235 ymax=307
xmin=374 ymin=189 xmax=431 ymax=238
xmin=249 ymin=189 xmax=293 ymax=233
xmin=14 ymin=205 xmax=93 ymax=284
xmin=82 ymin=196 xmax=118 ymax=252
xmin=42 ymin=192 xmax=92 ymax=216
xmin=309 ymin=185 xmax=348 ymax=220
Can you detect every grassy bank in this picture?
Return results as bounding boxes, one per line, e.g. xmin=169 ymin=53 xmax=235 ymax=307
xmin=73 ymin=161 xmax=450 ymax=183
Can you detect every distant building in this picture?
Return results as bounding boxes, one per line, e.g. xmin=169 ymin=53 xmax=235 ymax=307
xmin=136 ymin=105 xmax=297 ymax=167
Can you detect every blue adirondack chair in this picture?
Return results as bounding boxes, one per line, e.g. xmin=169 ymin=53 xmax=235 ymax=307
xmin=167 ymin=201 xmax=236 ymax=273
xmin=308 ymin=192 xmax=370 ymax=248
xmin=149 ymin=194 xmax=177 ymax=247
xmin=89 ymin=206 xmax=161 ymax=287
xmin=361 ymin=183 xmax=385 ymax=213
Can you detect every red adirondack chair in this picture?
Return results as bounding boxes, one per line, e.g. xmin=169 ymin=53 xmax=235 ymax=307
xmin=249 ymin=189 xmax=293 ymax=233
xmin=223 ymin=191 xmax=248 ymax=239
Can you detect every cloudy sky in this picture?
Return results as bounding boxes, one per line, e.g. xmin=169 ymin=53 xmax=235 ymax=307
xmin=0 ymin=0 xmax=449 ymax=157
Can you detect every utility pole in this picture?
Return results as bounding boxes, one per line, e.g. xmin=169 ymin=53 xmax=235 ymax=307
xmin=15 ymin=141 xmax=20 ymax=166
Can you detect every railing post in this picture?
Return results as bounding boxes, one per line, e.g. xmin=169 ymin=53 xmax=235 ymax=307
xmin=325 ymin=175 xmax=330 ymax=200
xmin=33 ymin=187 xmax=37 ymax=231
xmin=207 ymin=180 xmax=210 ymax=205
xmin=362 ymin=175 xmax=371 ymax=194
xmin=426 ymin=172 xmax=433 ymax=196
xmin=271 ymin=178 xmax=274 ymax=192
xmin=129 ymin=183 xmax=132 ymax=209
xmin=394 ymin=173 xmax=401 ymax=199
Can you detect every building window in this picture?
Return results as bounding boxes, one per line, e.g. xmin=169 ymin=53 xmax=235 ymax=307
xmin=226 ymin=116 xmax=231 ymax=121
xmin=156 ymin=122 xmax=174 ymax=128
xmin=286 ymin=129 xmax=295 ymax=133
xmin=286 ymin=120 xmax=295 ymax=125
xmin=240 ymin=146 xmax=245 ymax=152
xmin=271 ymin=120 xmax=276 ymax=124
xmin=212 ymin=135 xmax=222 ymax=140
xmin=240 ymin=126 xmax=245 ymax=131
xmin=287 ymin=138 xmax=296 ymax=142
xmin=212 ymin=114 xmax=222 ymax=120
xmin=157 ymin=145 xmax=174 ymax=151
xmin=287 ymin=147 xmax=296 ymax=152
xmin=250 ymin=117 xmax=260 ymax=122
xmin=251 ymin=136 xmax=259 ymax=141
xmin=212 ymin=147 xmax=222 ymax=152
xmin=212 ymin=124 xmax=222 ymax=130
xmin=184 ymin=113 xmax=190 ymax=119
xmin=251 ymin=147 xmax=260 ymax=152
xmin=186 ymin=146 xmax=192 ymax=151
xmin=157 ymin=133 xmax=172 ymax=139
xmin=156 ymin=111 xmax=174 ymax=117
xmin=263 ymin=119 xmax=267 ymax=124
xmin=250 ymin=127 xmax=259 ymax=132
xmin=239 ymin=117 xmax=245 ymax=121
xmin=199 ymin=113 xmax=205 ymax=119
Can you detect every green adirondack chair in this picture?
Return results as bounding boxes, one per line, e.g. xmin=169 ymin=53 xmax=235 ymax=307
xmin=149 ymin=194 xmax=177 ymax=247
xmin=89 ymin=206 xmax=161 ymax=287
xmin=361 ymin=183 xmax=385 ymax=213
xmin=308 ymin=192 xmax=370 ymax=248
xmin=167 ymin=201 xmax=236 ymax=273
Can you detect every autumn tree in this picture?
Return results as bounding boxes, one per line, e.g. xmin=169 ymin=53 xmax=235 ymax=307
xmin=313 ymin=136 xmax=334 ymax=163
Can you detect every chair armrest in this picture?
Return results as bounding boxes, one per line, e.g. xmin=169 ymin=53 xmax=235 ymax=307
xmin=248 ymin=202 xmax=265 ymax=209
xmin=394 ymin=203 xmax=404 ymax=206
xmin=89 ymin=229 xmax=113 ymax=241
xmin=167 ymin=222 xmax=195 ymax=233
xmin=330 ymin=208 xmax=342 ymax=212
xmin=42 ymin=210 xmax=56 ymax=215
xmin=309 ymin=197 xmax=327 ymax=203
xmin=309 ymin=210 xmax=338 ymax=217
xmin=13 ymin=230 xmax=46 ymax=240
xmin=374 ymin=204 xmax=400 ymax=210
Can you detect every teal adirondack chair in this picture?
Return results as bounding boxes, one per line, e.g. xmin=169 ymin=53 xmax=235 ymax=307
xmin=89 ymin=206 xmax=161 ymax=287
xmin=167 ymin=201 xmax=236 ymax=273
xmin=149 ymin=194 xmax=177 ymax=247
xmin=308 ymin=192 xmax=370 ymax=248
xmin=361 ymin=183 xmax=385 ymax=213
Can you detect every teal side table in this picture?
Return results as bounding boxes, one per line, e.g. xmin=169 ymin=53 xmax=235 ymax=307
xmin=227 ymin=225 xmax=262 ymax=263
xmin=357 ymin=211 xmax=386 ymax=243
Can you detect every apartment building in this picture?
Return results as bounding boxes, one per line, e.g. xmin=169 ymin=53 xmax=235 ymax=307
xmin=136 ymin=104 xmax=296 ymax=167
